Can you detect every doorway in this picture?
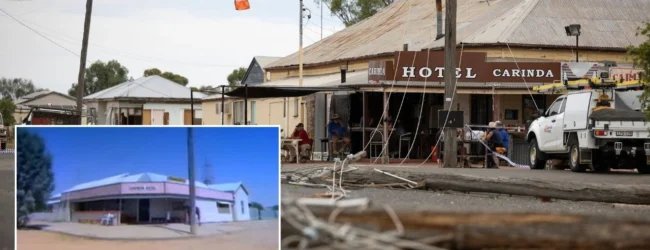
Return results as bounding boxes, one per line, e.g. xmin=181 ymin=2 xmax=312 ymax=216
xmin=470 ymin=95 xmax=493 ymax=155
xmin=138 ymin=199 xmax=150 ymax=223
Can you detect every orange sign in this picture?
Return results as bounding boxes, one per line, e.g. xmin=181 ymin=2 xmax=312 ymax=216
xmin=235 ymin=0 xmax=250 ymax=11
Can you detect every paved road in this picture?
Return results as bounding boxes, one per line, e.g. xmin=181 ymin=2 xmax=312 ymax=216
xmin=283 ymin=164 xmax=650 ymax=185
xmin=0 ymin=154 xmax=14 ymax=250
xmin=282 ymin=184 xmax=650 ymax=220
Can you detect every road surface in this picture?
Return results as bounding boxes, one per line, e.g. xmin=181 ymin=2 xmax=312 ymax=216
xmin=18 ymin=220 xmax=278 ymax=250
xmin=282 ymin=184 xmax=650 ymax=220
xmin=282 ymin=164 xmax=650 ymax=185
xmin=0 ymin=154 xmax=15 ymax=250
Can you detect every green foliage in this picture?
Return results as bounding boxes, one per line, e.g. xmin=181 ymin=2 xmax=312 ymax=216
xmin=0 ymin=99 xmax=16 ymax=126
xmin=249 ymin=201 xmax=264 ymax=220
xmin=319 ymin=0 xmax=393 ymax=27
xmin=68 ymin=60 xmax=130 ymax=97
xmin=0 ymin=78 xmax=47 ymax=100
xmin=143 ymin=68 xmax=189 ymax=86
xmin=17 ymin=129 xmax=54 ymax=228
xmin=629 ymin=23 xmax=650 ymax=119
xmin=227 ymin=67 xmax=247 ymax=88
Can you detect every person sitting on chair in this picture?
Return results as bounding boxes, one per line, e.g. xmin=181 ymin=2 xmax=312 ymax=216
xmin=290 ymin=123 xmax=313 ymax=162
xmin=328 ymin=114 xmax=350 ymax=156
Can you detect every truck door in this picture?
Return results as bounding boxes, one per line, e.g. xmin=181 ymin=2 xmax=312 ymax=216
xmin=538 ymin=97 xmax=565 ymax=151
xmin=548 ymin=97 xmax=567 ymax=151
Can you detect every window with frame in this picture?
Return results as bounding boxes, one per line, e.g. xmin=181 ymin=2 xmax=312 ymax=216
xmin=217 ymin=202 xmax=230 ymax=214
xmin=241 ymin=201 xmax=245 ymax=214
xmin=232 ymin=101 xmax=245 ymax=125
xmin=215 ymin=103 xmax=221 ymax=114
xmin=546 ymin=98 xmax=564 ymax=116
xmin=251 ymin=101 xmax=256 ymax=125
xmin=293 ymin=98 xmax=299 ymax=117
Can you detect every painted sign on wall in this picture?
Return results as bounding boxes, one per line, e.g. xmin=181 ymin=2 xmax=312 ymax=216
xmin=610 ymin=67 xmax=643 ymax=81
xmin=368 ymin=51 xmax=560 ymax=83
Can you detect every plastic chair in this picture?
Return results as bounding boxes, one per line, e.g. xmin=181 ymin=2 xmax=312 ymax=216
xmin=369 ymin=131 xmax=384 ymax=158
xmin=398 ymin=132 xmax=413 ymax=159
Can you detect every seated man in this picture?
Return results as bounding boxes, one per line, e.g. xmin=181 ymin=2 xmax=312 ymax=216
xmin=328 ymin=114 xmax=351 ymax=155
xmin=290 ymin=123 xmax=313 ymax=162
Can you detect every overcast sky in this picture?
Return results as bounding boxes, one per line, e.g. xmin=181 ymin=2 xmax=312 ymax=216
xmin=0 ymin=0 xmax=344 ymax=93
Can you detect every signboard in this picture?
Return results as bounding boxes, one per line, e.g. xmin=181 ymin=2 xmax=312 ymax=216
xmin=128 ymin=186 xmax=156 ymax=191
xmin=370 ymin=51 xmax=560 ymax=84
xmin=560 ymin=62 xmax=600 ymax=79
xmin=610 ymin=67 xmax=643 ymax=82
xmin=437 ymin=110 xmax=464 ymax=128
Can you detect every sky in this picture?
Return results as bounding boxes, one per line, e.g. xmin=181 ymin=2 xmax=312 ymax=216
xmin=19 ymin=126 xmax=281 ymax=207
xmin=0 ymin=0 xmax=344 ymax=93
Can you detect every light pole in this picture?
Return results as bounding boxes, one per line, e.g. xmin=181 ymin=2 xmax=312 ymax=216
xmin=565 ymin=24 xmax=581 ymax=62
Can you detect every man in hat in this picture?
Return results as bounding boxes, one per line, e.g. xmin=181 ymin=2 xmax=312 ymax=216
xmin=328 ymin=114 xmax=350 ymax=156
xmin=483 ymin=122 xmax=503 ymax=169
xmin=495 ymin=121 xmax=509 ymax=154
xmin=289 ymin=123 xmax=313 ymax=162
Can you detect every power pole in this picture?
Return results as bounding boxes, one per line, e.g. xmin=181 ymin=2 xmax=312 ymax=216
xmin=320 ymin=0 xmax=323 ymax=39
xmin=299 ymin=0 xmax=304 ymax=88
xmin=76 ymin=0 xmax=93 ymax=124
xmin=187 ymin=127 xmax=197 ymax=234
xmin=443 ymin=0 xmax=458 ymax=168
xmin=220 ymin=85 xmax=225 ymax=125
xmin=203 ymin=159 xmax=214 ymax=185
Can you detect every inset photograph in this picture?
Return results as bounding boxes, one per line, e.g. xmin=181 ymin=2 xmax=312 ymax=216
xmin=16 ymin=126 xmax=279 ymax=250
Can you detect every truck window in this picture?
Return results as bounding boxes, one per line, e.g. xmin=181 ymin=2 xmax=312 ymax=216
xmin=547 ymin=98 xmax=564 ymax=116
xmin=559 ymin=97 xmax=567 ymax=113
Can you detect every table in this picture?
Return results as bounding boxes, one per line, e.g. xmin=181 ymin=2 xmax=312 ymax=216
xmin=281 ymin=138 xmax=302 ymax=163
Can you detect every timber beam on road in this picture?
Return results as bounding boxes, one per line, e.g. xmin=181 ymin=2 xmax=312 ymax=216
xmin=283 ymin=168 xmax=650 ymax=205
xmin=281 ymin=206 xmax=650 ymax=250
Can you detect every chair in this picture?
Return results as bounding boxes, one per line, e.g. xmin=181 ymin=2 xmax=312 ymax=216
xmin=369 ymin=131 xmax=384 ymax=159
xmin=398 ymin=132 xmax=413 ymax=159
xmin=320 ymin=138 xmax=329 ymax=162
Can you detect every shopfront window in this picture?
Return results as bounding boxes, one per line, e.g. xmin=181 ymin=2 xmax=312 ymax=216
xmin=522 ymin=95 xmax=546 ymax=124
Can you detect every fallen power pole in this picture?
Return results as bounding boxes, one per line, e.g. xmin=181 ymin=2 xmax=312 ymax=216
xmin=76 ymin=0 xmax=93 ymax=124
xmin=281 ymin=204 xmax=650 ymax=250
xmin=443 ymin=0 xmax=458 ymax=168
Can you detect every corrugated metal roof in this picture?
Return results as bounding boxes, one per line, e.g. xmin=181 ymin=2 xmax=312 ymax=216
xmin=267 ymin=0 xmax=650 ymax=69
xmin=254 ymin=56 xmax=282 ymax=69
xmin=63 ymin=172 xmax=241 ymax=193
xmin=84 ymin=75 xmax=206 ymax=100
xmin=260 ymin=70 xmax=367 ymax=87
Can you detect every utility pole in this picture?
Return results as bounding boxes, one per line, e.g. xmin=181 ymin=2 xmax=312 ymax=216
xmin=221 ymin=85 xmax=225 ymax=125
xmin=187 ymin=127 xmax=197 ymax=234
xmin=76 ymin=0 xmax=93 ymax=124
xmin=299 ymin=0 xmax=304 ymax=88
xmin=320 ymin=0 xmax=323 ymax=39
xmin=443 ymin=0 xmax=458 ymax=168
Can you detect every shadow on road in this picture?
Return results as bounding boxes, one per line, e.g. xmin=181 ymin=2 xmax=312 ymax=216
xmin=21 ymin=224 xmax=51 ymax=231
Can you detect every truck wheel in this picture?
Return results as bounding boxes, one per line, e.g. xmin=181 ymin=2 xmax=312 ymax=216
xmin=568 ymin=137 xmax=587 ymax=172
xmin=529 ymin=138 xmax=546 ymax=170
xmin=636 ymin=154 xmax=650 ymax=174
xmin=590 ymin=151 xmax=610 ymax=172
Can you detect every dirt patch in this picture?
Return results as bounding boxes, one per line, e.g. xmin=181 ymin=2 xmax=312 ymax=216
xmin=17 ymin=224 xmax=278 ymax=250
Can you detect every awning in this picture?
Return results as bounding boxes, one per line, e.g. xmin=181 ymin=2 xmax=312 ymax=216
xmin=225 ymin=86 xmax=355 ymax=98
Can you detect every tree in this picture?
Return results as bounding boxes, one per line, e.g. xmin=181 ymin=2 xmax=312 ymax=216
xmin=227 ymin=67 xmax=246 ymax=90
xmin=270 ymin=205 xmax=279 ymax=218
xmin=17 ymin=129 xmax=54 ymax=228
xmin=0 ymin=99 xmax=16 ymax=126
xmin=248 ymin=202 xmax=264 ymax=220
xmin=318 ymin=0 xmax=394 ymax=27
xmin=630 ymin=23 xmax=650 ymax=119
xmin=143 ymin=68 xmax=189 ymax=86
xmin=0 ymin=78 xmax=48 ymax=100
xmin=68 ymin=60 xmax=130 ymax=97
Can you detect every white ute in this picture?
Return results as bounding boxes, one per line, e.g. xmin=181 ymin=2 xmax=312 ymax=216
xmin=527 ymin=79 xmax=650 ymax=174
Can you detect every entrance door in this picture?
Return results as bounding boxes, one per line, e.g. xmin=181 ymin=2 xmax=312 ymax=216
xmin=470 ymin=95 xmax=493 ymax=155
xmin=138 ymin=199 xmax=150 ymax=223
xmin=151 ymin=110 xmax=164 ymax=125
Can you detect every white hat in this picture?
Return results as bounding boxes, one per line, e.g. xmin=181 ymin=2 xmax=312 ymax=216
xmin=488 ymin=122 xmax=496 ymax=128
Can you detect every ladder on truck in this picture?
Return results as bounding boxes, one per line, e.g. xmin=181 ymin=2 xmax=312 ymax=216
xmin=533 ymin=75 xmax=646 ymax=93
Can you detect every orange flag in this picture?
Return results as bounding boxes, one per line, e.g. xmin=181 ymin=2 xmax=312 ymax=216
xmin=235 ymin=0 xmax=250 ymax=11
